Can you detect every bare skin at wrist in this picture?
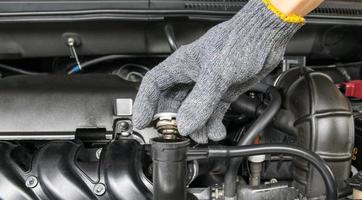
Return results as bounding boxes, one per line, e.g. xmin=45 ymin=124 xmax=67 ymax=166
xmin=270 ymin=0 xmax=324 ymax=17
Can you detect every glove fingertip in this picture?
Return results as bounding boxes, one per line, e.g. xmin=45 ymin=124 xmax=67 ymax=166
xmin=132 ymin=109 xmax=153 ymax=129
xmin=177 ymin=108 xmax=204 ymax=137
xmin=206 ymin=101 xmax=230 ymax=141
xmin=132 ymin=96 xmax=156 ymax=129
xmin=207 ymin=124 xmax=226 ymax=141
xmin=189 ymin=128 xmax=208 ymax=144
xmin=177 ymin=74 xmax=226 ymax=138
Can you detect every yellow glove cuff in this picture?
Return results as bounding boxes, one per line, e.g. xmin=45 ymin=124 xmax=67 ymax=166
xmin=262 ymin=0 xmax=305 ymax=24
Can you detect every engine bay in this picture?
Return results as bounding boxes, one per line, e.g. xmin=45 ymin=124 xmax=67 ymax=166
xmin=0 ymin=66 xmax=358 ymax=200
xmin=1 ymin=1 xmax=362 ymax=199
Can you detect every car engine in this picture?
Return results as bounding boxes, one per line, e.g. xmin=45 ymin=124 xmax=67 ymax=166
xmin=0 ymin=0 xmax=362 ymax=200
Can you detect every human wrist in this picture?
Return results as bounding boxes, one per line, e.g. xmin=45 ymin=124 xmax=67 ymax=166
xmin=270 ymin=0 xmax=324 ymax=17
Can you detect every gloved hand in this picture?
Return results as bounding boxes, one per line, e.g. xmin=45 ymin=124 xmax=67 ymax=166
xmin=133 ymin=0 xmax=303 ymax=143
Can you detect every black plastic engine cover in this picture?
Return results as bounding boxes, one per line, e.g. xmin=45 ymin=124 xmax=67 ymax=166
xmin=0 ymin=139 xmax=152 ymax=200
xmin=0 ymin=74 xmax=137 ymax=138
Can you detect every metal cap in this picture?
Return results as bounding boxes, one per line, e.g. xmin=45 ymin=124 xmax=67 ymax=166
xmin=153 ymin=112 xmax=177 ymax=120
xmin=153 ymin=112 xmax=178 ymax=140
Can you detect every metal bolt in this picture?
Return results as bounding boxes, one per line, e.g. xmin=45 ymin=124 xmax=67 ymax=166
xmin=96 ymin=148 xmax=102 ymax=160
xmin=94 ymin=183 xmax=106 ymax=196
xmin=270 ymin=178 xmax=278 ymax=184
xmin=211 ymin=184 xmax=224 ymax=200
xmin=118 ymin=121 xmax=130 ymax=131
xmin=25 ymin=176 xmax=38 ymax=188
xmin=67 ymin=37 xmax=75 ymax=46
xmin=116 ymin=120 xmax=132 ymax=137
xmin=249 ymin=92 xmax=256 ymax=99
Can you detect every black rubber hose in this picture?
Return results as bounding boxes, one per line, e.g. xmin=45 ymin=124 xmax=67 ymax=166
xmin=224 ymin=84 xmax=282 ymax=198
xmin=0 ymin=63 xmax=46 ymax=75
xmin=191 ymin=144 xmax=337 ymax=200
xmin=237 ymin=87 xmax=280 ymax=145
xmin=230 ymin=95 xmax=260 ymax=118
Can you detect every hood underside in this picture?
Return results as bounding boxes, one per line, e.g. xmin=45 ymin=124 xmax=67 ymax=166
xmin=0 ymin=0 xmax=361 ymax=23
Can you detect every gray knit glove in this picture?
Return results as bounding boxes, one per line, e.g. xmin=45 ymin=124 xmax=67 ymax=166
xmin=133 ymin=0 xmax=303 ymax=143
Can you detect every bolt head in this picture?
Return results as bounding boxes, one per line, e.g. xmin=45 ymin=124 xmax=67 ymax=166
xmin=116 ymin=120 xmax=132 ymax=137
xmin=67 ymin=37 xmax=75 ymax=45
xmin=94 ymin=183 xmax=106 ymax=196
xmin=117 ymin=121 xmax=130 ymax=131
xmin=25 ymin=176 xmax=38 ymax=188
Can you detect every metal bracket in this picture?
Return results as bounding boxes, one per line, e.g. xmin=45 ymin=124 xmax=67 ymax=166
xmin=67 ymin=37 xmax=82 ymax=71
xmin=164 ymin=23 xmax=178 ymax=52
